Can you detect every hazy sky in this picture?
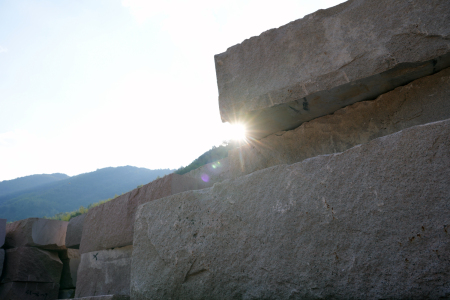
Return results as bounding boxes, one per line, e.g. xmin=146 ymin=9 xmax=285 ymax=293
xmin=0 ymin=0 xmax=345 ymax=181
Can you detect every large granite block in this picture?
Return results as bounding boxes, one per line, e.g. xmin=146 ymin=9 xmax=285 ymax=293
xmin=75 ymin=246 xmax=132 ymax=298
xmin=131 ymin=119 xmax=450 ymax=299
xmin=1 ymin=247 xmax=63 ymax=284
xmin=0 ymin=249 xmax=4 ymax=278
xmin=5 ymin=218 xmax=68 ymax=250
xmin=229 ymin=67 xmax=450 ymax=178
xmin=0 ymin=218 xmax=6 ymax=248
xmin=64 ymin=296 xmax=129 ymax=300
xmin=0 ymin=282 xmax=59 ymax=300
xmin=79 ymin=174 xmax=203 ymax=254
xmin=65 ymin=214 xmax=86 ymax=249
xmin=59 ymin=249 xmax=80 ymax=289
xmin=215 ymin=0 xmax=450 ymax=138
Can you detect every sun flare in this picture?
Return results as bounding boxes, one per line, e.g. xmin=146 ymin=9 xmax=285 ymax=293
xmin=226 ymin=123 xmax=247 ymax=141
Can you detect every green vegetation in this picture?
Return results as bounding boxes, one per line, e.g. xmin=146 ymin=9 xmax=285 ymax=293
xmin=175 ymin=141 xmax=239 ymax=175
xmin=0 ymin=173 xmax=69 ymax=198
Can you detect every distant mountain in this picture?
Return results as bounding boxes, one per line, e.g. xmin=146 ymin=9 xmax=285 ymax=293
xmin=0 ymin=173 xmax=69 ymax=198
xmin=0 ymin=166 xmax=174 ymax=222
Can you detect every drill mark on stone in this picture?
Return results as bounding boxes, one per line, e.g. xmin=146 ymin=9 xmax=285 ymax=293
xmin=289 ymin=106 xmax=300 ymax=113
xmin=93 ymin=253 xmax=99 ymax=260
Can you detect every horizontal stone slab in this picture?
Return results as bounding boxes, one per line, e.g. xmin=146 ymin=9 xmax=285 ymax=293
xmin=79 ymin=173 xmax=203 ymax=254
xmin=1 ymin=247 xmax=62 ymax=284
xmin=5 ymin=218 xmax=68 ymax=250
xmin=62 ymin=296 xmax=129 ymax=300
xmin=0 ymin=218 xmax=6 ymax=248
xmin=65 ymin=214 xmax=85 ymax=249
xmin=0 ymin=249 xmax=4 ymax=278
xmin=75 ymin=246 xmax=132 ymax=298
xmin=58 ymin=289 xmax=75 ymax=299
xmin=215 ymin=0 xmax=450 ymax=138
xmin=131 ymin=119 xmax=450 ymax=299
xmin=0 ymin=282 xmax=59 ymax=300
xmin=59 ymin=249 xmax=80 ymax=289
xmin=229 ymin=67 xmax=450 ymax=178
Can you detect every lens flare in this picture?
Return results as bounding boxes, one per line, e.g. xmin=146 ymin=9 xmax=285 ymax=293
xmin=228 ymin=123 xmax=247 ymax=141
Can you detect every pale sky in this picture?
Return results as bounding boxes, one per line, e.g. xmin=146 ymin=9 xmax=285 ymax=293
xmin=0 ymin=0 xmax=345 ymax=181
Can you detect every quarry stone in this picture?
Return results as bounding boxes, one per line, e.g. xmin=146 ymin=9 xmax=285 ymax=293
xmin=0 ymin=282 xmax=59 ymax=300
xmin=65 ymin=214 xmax=85 ymax=249
xmin=80 ymin=173 xmax=203 ymax=254
xmin=66 ymin=296 xmax=129 ymax=300
xmin=75 ymin=246 xmax=132 ymax=298
xmin=0 ymin=249 xmax=4 ymax=278
xmin=229 ymin=67 xmax=450 ymax=178
xmin=131 ymin=119 xmax=450 ymax=299
xmin=58 ymin=289 xmax=75 ymax=299
xmin=215 ymin=0 xmax=450 ymax=139
xmin=5 ymin=218 xmax=68 ymax=250
xmin=1 ymin=247 xmax=63 ymax=284
xmin=59 ymin=249 xmax=80 ymax=289
xmin=0 ymin=218 xmax=6 ymax=248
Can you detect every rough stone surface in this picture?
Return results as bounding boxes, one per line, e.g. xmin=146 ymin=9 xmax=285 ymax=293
xmin=0 ymin=218 xmax=6 ymax=248
xmin=229 ymin=68 xmax=450 ymax=178
xmin=80 ymin=173 xmax=203 ymax=254
xmin=59 ymin=249 xmax=80 ymax=289
xmin=58 ymin=289 xmax=75 ymax=299
xmin=0 ymin=249 xmax=4 ymax=278
xmin=65 ymin=296 xmax=129 ymax=300
xmin=215 ymin=0 xmax=450 ymax=139
xmin=0 ymin=282 xmax=59 ymax=300
xmin=5 ymin=218 xmax=68 ymax=250
xmin=65 ymin=214 xmax=86 ymax=249
xmin=1 ymin=247 xmax=63 ymax=284
xmin=131 ymin=119 xmax=450 ymax=299
xmin=75 ymin=246 xmax=132 ymax=298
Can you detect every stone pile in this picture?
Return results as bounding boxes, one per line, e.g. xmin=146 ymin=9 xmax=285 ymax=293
xmin=0 ymin=218 xmax=81 ymax=300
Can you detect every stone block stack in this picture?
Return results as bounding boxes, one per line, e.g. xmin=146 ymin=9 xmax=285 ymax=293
xmin=130 ymin=0 xmax=450 ymax=299
xmin=0 ymin=218 xmax=71 ymax=300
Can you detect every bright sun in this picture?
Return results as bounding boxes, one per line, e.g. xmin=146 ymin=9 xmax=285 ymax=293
xmin=227 ymin=123 xmax=247 ymax=141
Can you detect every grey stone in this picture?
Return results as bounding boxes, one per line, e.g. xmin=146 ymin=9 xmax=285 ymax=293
xmin=215 ymin=0 xmax=450 ymax=139
xmin=65 ymin=296 xmax=129 ymax=300
xmin=5 ymin=218 xmax=68 ymax=250
xmin=58 ymin=289 xmax=75 ymax=299
xmin=229 ymin=67 xmax=450 ymax=179
xmin=131 ymin=119 xmax=450 ymax=299
xmin=1 ymin=247 xmax=63 ymax=284
xmin=59 ymin=249 xmax=80 ymax=289
xmin=0 ymin=282 xmax=59 ymax=300
xmin=183 ymin=157 xmax=230 ymax=188
xmin=79 ymin=174 xmax=204 ymax=254
xmin=75 ymin=246 xmax=132 ymax=298
xmin=0 ymin=249 xmax=4 ymax=278
xmin=0 ymin=218 xmax=6 ymax=248
xmin=65 ymin=214 xmax=86 ymax=249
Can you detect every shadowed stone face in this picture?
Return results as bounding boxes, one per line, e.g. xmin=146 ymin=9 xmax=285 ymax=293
xmin=131 ymin=119 xmax=450 ymax=299
xmin=0 ymin=282 xmax=60 ymax=300
xmin=215 ymin=0 xmax=450 ymax=139
xmin=0 ymin=219 xmax=6 ymax=248
xmin=65 ymin=214 xmax=86 ymax=249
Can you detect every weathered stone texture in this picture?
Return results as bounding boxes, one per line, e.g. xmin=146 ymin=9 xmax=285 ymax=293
xmin=0 ymin=218 xmax=6 ymax=248
xmin=58 ymin=288 xmax=75 ymax=299
xmin=1 ymin=247 xmax=63 ymax=284
xmin=5 ymin=218 xmax=68 ymax=250
xmin=131 ymin=119 xmax=450 ymax=299
xmin=59 ymin=249 xmax=80 ymax=289
xmin=66 ymin=295 xmax=129 ymax=300
xmin=215 ymin=0 xmax=450 ymax=138
xmin=0 ymin=282 xmax=60 ymax=300
xmin=0 ymin=249 xmax=4 ymax=278
xmin=229 ymin=68 xmax=450 ymax=178
xmin=80 ymin=174 xmax=203 ymax=254
xmin=65 ymin=214 xmax=85 ymax=249
xmin=75 ymin=246 xmax=132 ymax=298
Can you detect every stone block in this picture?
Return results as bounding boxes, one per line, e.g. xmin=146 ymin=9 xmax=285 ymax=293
xmin=131 ymin=119 xmax=450 ymax=299
xmin=183 ymin=157 xmax=230 ymax=187
xmin=1 ymin=247 xmax=63 ymax=284
xmin=59 ymin=249 xmax=80 ymax=289
xmin=0 ymin=249 xmax=4 ymax=278
xmin=0 ymin=282 xmax=59 ymax=300
xmin=215 ymin=0 xmax=450 ymax=139
xmin=75 ymin=246 xmax=132 ymax=298
xmin=229 ymin=68 xmax=450 ymax=178
xmin=58 ymin=289 xmax=75 ymax=299
xmin=0 ymin=218 xmax=6 ymax=248
xmin=79 ymin=174 xmax=203 ymax=254
xmin=64 ymin=296 xmax=129 ymax=300
xmin=65 ymin=214 xmax=85 ymax=249
xmin=5 ymin=218 xmax=68 ymax=250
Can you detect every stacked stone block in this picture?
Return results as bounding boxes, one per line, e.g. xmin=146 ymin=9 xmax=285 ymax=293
xmin=0 ymin=218 xmax=69 ymax=300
